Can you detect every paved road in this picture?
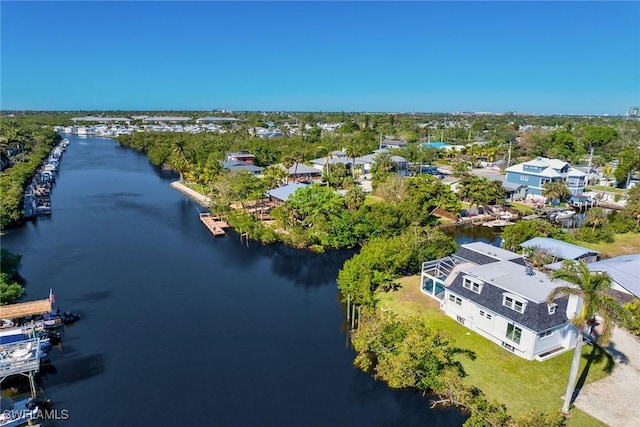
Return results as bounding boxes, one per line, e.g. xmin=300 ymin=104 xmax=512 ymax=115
xmin=574 ymin=328 xmax=640 ymax=427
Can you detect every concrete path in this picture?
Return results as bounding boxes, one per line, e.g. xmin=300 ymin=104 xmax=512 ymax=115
xmin=573 ymin=328 xmax=640 ymax=427
xmin=169 ymin=181 xmax=210 ymax=207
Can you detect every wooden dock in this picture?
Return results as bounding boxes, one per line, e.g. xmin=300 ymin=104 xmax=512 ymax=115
xmin=199 ymin=213 xmax=229 ymax=236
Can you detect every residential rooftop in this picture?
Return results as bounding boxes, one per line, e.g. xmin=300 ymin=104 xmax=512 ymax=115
xmin=521 ymin=237 xmax=599 ymax=261
xmin=462 ymin=259 xmax=563 ymax=303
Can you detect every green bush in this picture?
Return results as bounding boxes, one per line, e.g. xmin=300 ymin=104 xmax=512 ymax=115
xmin=624 ymin=299 xmax=640 ymax=336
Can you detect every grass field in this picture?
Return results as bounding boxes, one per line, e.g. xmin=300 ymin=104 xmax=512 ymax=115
xmin=576 ymin=233 xmax=640 ymax=258
xmin=377 ymin=276 xmax=611 ymax=427
xmin=586 ymin=186 xmax=627 ymax=194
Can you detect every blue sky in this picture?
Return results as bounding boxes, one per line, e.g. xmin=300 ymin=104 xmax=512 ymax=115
xmin=1 ymin=1 xmax=639 ymax=114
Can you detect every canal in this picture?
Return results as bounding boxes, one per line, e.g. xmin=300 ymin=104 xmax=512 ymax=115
xmin=1 ymin=135 xmax=467 ymax=426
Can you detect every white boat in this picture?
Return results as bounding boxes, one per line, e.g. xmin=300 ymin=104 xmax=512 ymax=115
xmin=499 ymin=212 xmax=517 ymax=220
xmin=555 ymin=210 xmax=576 ymax=220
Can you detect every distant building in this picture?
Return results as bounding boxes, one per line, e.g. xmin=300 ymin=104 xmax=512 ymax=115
xmin=505 ymin=157 xmax=586 ymax=196
xmin=275 ymin=162 xmax=322 ymax=182
xmin=222 ymin=160 xmax=263 ymax=175
xmin=356 ymin=149 xmax=409 ymax=177
xmin=379 ymin=138 xmax=408 ymax=149
xmin=226 ymin=151 xmax=255 ymax=164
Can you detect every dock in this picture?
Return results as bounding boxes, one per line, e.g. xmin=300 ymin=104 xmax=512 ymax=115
xmin=199 ymin=213 xmax=229 ymax=236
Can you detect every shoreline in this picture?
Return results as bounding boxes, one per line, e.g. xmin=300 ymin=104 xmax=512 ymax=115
xmin=169 ymin=181 xmax=211 ymax=207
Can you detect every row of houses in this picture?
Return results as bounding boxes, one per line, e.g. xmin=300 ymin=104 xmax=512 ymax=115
xmin=420 ymin=239 xmax=639 ymax=361
xmin=222 ymin=149 xmax=410 ymax=181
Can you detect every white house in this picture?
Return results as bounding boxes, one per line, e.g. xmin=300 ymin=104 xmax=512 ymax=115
xmin=422 ymin=242 xmax=580 ymax=361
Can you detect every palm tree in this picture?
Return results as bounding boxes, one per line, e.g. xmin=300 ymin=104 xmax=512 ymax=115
xmin=281 ymin=155 xmax=295 ymax=183
xmin=547 ymin=261 xmax=630 ymax=414
xmin=316 ymin=145 xmax=331 ymax=186
xmin=344 ymin=144 xmax=361 ymax=179
xmin=602 ymin=165 xmax=613 ymax=187
xmin=542 ymin=180 xmax=570 ymax=204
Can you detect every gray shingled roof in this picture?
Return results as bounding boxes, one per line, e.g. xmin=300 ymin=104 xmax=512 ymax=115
xmin=266 ymin=182 xmax=309 ymax=201
xmin=448 ymin=273 xmax=569 ymax=332
xmin=454 ymin=247 xmax=500 ymax=265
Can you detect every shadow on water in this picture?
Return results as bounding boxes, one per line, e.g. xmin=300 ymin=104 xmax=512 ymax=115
xmin=348 ymin=371 xmax=466 ymax=426
xmin=217 ymin=231 xmax=357 ymax=288
xmin=67 ymin=290 xmax=113 ymax=304
xmin=38 ymin=354 xmax=105 ymax=391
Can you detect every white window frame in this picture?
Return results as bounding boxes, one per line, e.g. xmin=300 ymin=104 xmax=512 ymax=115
xmin=548 ymin=303 xmax=557 ymax=315
xmin=506 ymin=322 xmax=522 ymax=344
xmin=503 ymin=294 xmax=527 ymax=314
xmin=462 ymin=276 xmax=483 ymax=294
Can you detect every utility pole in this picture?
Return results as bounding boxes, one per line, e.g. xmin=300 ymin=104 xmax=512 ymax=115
xmin=587 ymin=146 xmax=594 ymax=185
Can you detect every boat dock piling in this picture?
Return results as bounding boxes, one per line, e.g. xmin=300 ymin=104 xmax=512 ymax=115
xmin=199 ymin=213 xmax=229 ymax=236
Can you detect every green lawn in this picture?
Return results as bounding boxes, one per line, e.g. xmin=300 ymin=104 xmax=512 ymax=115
xmin=586 ymin=185 xmax=627 ymax=194
xmin=364 ymin=195 xmax=384 ymax=205
xmin=377 ymin=276 xmax=611 ymax=427
xmin=575 ymin=233 xmax=640 ymax=258
xmin=508 ymin=201 xmax=535 ymax=216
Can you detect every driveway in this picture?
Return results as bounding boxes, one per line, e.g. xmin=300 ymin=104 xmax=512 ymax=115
xmin=573 ymin=327 xmax=640 ymax=427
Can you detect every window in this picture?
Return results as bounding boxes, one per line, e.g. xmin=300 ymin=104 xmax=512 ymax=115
xmin=463 ymin=277 xmax=482 ymax=294
xmin=506 ymin=323 xmax=522 ymax=344
xmin=503 ymin=295 xmax=526 ymax=313
xmin=520 ymin=175 xmax=529 ymax=182
xmin=539 ymin=330 xmax=554 ymax=339
xmin=448 ymin=294 xmax=462 ymax=305
xmin=548 ymin=303 xmax=557 ymax=315
xmin=456 ymin=316 xmax=465 ymax=325
xmin=486 ymin=313 xmax=492 ymax=320
xmin=479 ymin=310 xmax=485 ymax=317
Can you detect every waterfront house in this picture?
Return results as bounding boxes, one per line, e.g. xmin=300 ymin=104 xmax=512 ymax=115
xmin=266 ymin=182 xmax=309 ymax=205
xmin=421 ymin=242 xmax=580 ymax=360
xmin=225 ymin=151 xmax=255 ymax=164
xmin=520 ymin=237 xmax=600 ymax=264
xmin=222 ymin=160 xmax=264 ymax=176
xmin=505 ymin=157 xmax=586 ymax=196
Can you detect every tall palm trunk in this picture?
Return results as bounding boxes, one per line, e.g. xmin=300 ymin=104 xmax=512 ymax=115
xmin=562 ymin=328 xmax=584 ymax=414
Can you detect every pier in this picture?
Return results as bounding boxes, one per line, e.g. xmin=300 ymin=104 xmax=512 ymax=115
xmin=199 ymin=213 xmax=229 ymax=236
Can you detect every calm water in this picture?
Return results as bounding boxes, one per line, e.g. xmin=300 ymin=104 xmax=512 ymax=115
xmin=2 ymin=135 xmax=466 ymax=426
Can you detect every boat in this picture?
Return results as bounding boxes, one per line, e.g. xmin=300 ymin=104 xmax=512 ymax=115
xmin=499 ymin=211 xmax=517 ymax=220
xmin=0 ymin=397 xmax=45 ymax=427
xmin=554 ymin=210 xmax=576 ymax=220
xmin=482 ymin=219 xmax=514 ymax=228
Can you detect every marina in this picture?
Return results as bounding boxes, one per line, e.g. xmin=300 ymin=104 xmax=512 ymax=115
xmin=23 ymin=138 xmax=69 ymax=219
